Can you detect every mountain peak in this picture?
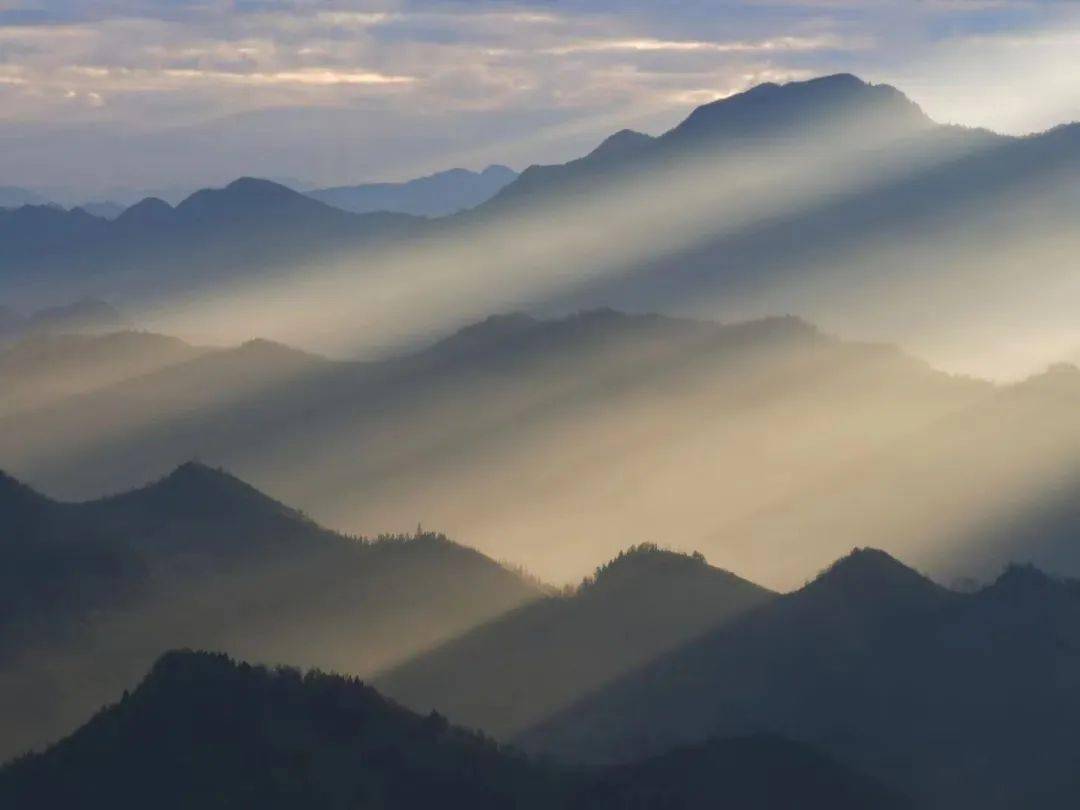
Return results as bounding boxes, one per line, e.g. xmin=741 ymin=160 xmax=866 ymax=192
xmin=987 ymin=563 xmax=1058 ymax=599
xmin=587 ymin=129 xmax=655 ymax=162
xmin=480 ymin=164 xmax=517 ymax=180
xmin=223 ymin=176 xmax=296 ymax=197
xmin=666 ymin=73 xmax=931 ymax=145
xmin=426 ymin=312 xmax=539 ymax=357
xmin=106 ymin=462 xmax=288 ymax=521
xmin=804 ymin=547 xmax=946 ymax=609
xmin=175 ymin=177 xmax=336 ymax=222
xmin=584 ymin=543 xmax=711 ymax=590
xmin=115 ymin=196 xmax=174 ymax=227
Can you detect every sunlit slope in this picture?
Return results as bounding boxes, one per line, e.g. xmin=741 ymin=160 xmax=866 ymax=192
xmin=2 ymin=75 xmax=1077 ymax=379
xmin=0 ymin=331 xmax=208 ymax=416
xmin=707 ymin=363 xmax=1080 ymax=586
xmin=520 ymin=550 xmax=1080 ymax=810
xmin=376 ymin=545 xmax=774 ymax=737
xmin=0 ymin=464 xmax=541 ymax=761
xmin=0 ymin=310 xmax=991 ymax=585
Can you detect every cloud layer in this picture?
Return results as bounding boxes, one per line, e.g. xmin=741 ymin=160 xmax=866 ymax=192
xmin=0 ymin=0 xmax=1076 ymax=197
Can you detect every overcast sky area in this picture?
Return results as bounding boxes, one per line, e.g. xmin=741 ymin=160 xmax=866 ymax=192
xmin=1 ymin=0 xmax=1078 ymax=199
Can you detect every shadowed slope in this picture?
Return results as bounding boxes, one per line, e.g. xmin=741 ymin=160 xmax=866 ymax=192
xmin=0 ymin=330 xmax=207 ymax=416
xmin=0 ymin=310 xmax=991 ymax=586
xmin=377 ymin=545 xmax=774 ymax=737
xmin=0 ymin=650 xmax=564 ymax=810
xmin=707 ymin=362 xmax=1080 ymax=586
xmin=521 ymin=549 xmax=1080 ymax=809
xmin=0 ymin=650 xmax=911 ymax=810
xmin=571 ymin=735 xmax=911 ymax=810
xmin=0 ymin=465 xmax=541 ymax=761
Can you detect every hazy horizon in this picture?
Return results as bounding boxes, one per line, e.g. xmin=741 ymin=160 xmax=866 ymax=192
xmin=0 ymin=1 xmax=1078 ymax=200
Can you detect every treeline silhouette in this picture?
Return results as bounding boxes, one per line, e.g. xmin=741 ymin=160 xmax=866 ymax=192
xmin=0 ymin=463 xmax=540 ymax=761
xmin=0 ymin=650 xmax=909 ymax=810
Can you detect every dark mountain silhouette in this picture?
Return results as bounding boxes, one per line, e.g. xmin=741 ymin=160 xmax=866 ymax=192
xmin=0 ymin=464 xmax=541 ymax=761
xmin=112 ymin=196 xmax=174 ymax=228
xmin=0 ymin=310 xmax=991 ymax=586
xmin=489 ymin=74 xmax=934 ymax=208
xmin=0 ymin=650 xmax=911 ymax=810
xmin=0 ymin=204 xmax=106 ymax=256
xmin=663 ymin=72 xmax=930 ymax=144
xmin=175 ymin=177 xmax=356 ymax=226
xmin=0 ymin=178 xmax=421 ymax=301
xmin=0 ymin=650 xmax=564 ymax=810
xmin=462 ymin=74 xmax=1080 ymax=350
xmin=521 ymin=549 xmax=1080 ymax=809
xmin=376 ymin=544 xmax=774 ymax=737
xmin=309 ymin=165 xmax=517 ymax=217
xmin=571 ymin=735 xmax=911 ymax=810
xmin=0 ymin=330 xmax=206 ymax=415
xmin=2 ymin=74 xmax=1076 ymax=324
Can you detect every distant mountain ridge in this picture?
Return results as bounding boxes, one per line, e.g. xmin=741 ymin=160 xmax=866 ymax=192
xmin=0 ymin=329 xmax=205 ymax=416
xmin=0 ymin=308 xmax=1002 ymax=588
xmin=4 ymin=72 xmax=1075 ymax=349
xmin=0 ymin=177 xmax=421 ymax=303
xmin=484 ymin=73 xmax=940 ymax=208
xmin=309 ymin=165 xmax=517 ymax=217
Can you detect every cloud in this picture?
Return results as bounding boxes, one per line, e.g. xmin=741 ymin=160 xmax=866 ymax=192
xmin=543 ymin=33 xmax=862 ymax=55
xmin=0 ymin=0 xmax=1075 ymax=195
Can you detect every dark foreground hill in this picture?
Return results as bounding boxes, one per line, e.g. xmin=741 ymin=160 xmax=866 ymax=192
xmin=0 ymin=650 xmax=910 ymax=810
xmin=0 ymin=464 xmax=541 ymax=761
xmin=522 ymin=549 xmax=1080 ymax=810
xmin=376 ymin=544 xmax=774 ymax=737
xmin=571 ymin=735 xmax=910 ymax=810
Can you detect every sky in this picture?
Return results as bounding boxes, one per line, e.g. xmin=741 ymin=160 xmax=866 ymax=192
xmin=0 ymin=0 xmax=1078 ymax=199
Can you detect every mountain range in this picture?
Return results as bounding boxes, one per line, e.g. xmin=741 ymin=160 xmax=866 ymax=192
xmin=307 ymin=165 xmax=517 ymax=217
xmin=0 ymin=463 xmax=539 ymax=761
xmin=4 ymin=459 xmax=1079 ymax=808
xmin=0 ymin=308 xmax=1006 ymax=586
xmin=5 ymin=70 xmax=1080 ymax=809
xmin=0 ymin=328 xmax=201 ymax=416
xmin=375 ymin=544 xmax=773 ymax=738
xmin=0 ymin=178 xmax=421 ymax=304
xmin=1 ymin=73 xmax=1077 ymax=362
xmin=520 ymin=549 xmax=1080 ymax=809
xmin=0 ymin=650 xmax=910 ymax=810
